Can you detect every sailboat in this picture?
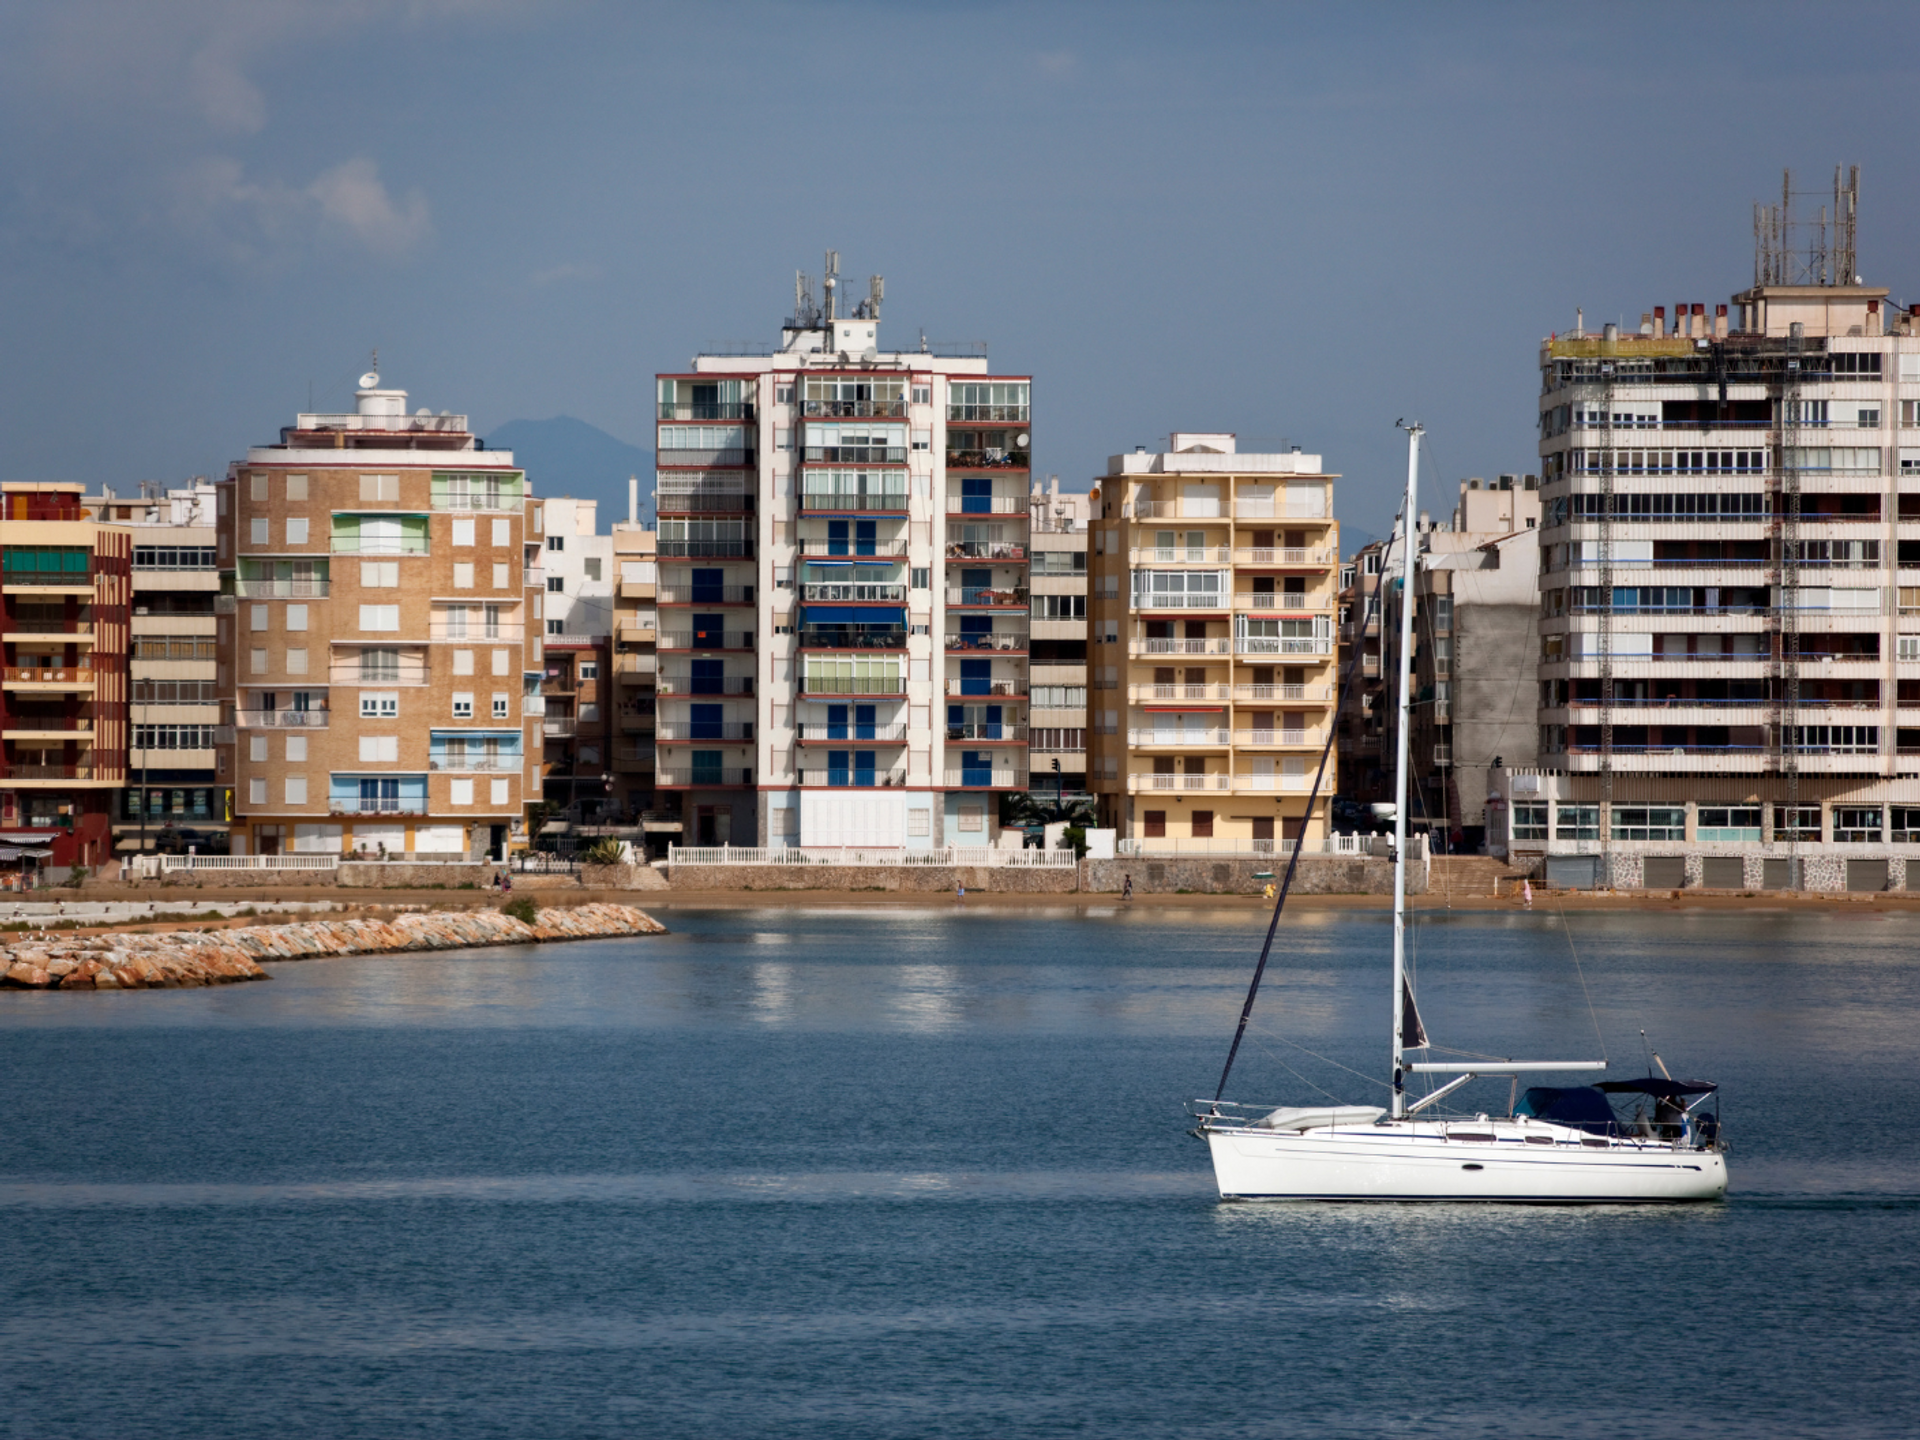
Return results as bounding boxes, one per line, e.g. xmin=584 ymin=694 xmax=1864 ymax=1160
xmin=1191 ymin=424 xmax=1729 ymax=1203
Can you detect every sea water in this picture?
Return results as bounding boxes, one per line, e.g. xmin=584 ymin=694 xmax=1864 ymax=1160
xmin=1 ymin=902 xmax=1915 ymax=1438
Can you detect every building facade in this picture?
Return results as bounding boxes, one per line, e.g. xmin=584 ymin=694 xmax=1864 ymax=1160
xmin=1027 ymin=477 xmax=1088 ymax=801
xmin=535 ymin=496 xmax=615 ymax=823
xmin=0 ymin=482 xmax=131 ymax=869
xmin=225 ymin=377 xmax=540 ymax=860
xmin=87 ymin=481 xmax=228 ymax=851
xmin=610 ymin=508 xmax=658 ymax=830
xmin=654 ymin=268 xmax=1031 ymax=849
xmin=1335 ymin=540 xmax=1386 ymax=801
xmin=1087 ymin=434 xmax=1340 ymax=851
xmin=1519 ymin=268 xmax=1920 ymax=889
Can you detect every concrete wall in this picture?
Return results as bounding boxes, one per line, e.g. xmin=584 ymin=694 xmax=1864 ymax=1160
xmin=1083 ymin=855 xmax=1414 ymax=895
xmin=664 ymin=863 xmax=1077 ymax=893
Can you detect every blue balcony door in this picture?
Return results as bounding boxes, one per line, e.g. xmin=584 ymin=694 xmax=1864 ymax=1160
xmin=691 ymin=749 xmax=724 ymax=785
xmin=691 ymin=567 xmax=724 ymax=603
xmin=962 ymin=476 xmax=993 ymax=514
xmin=983 ymin=704 xmax=1002 ymax=740
xmin=961 ymin=750 xmax=991 ymax=787
xmin=359 ymin=777 xmax=399 ymax=812
xmin=854 ymin=749 xmax=876 ymax=785
xmin=692 ymin=612 xmax=724 ymax=646
xmin=690 ymin=703 xmax=723 ymax=740
xmin=855 ymin=520 xmax=877 ymax=556
xmin=960 ymin=659 xmax=991 ymax=696
xmin=691 ymin=659 xmax=723 ymax=695
xmin=962 ymin=568 xmax=991 ymax=601
xmin=827 ymin=749 xmax=850 ymax=786
xmin=960 ymin=615 xmax=991 ymax=648
xmin=855 ymin=704 xmax=876 ymax=741
xmin=827 ymin=704 xmax=849 ymax=741
xmin=827 ymin=520 xmax=850 ymax=556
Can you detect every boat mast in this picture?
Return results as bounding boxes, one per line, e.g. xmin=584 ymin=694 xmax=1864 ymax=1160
xmin=1391 ymin=422 xmax=1422 ymax=1119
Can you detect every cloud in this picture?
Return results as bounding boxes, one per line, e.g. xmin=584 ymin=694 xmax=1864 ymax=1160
xmin=532 ymin=262 xmax=602 ymax=287
xmin=172 ymin=154 xmax=431 ymax=262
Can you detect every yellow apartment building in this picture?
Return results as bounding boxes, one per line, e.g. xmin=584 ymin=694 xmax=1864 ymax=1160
xmin=1087 ymin=434 xmax=1340 ymax=853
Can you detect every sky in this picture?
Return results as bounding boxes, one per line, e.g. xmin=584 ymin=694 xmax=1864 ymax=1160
xmin=6 ymin=0 xmax=1920 ymax=542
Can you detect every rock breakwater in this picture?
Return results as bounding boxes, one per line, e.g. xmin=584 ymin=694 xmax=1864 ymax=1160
xmin=0 ymin=902 xmax=666 ymax=990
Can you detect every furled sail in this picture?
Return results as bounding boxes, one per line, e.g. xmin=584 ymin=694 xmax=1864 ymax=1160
xmin=1401 ymin=977 xmax=1429 ymax=1049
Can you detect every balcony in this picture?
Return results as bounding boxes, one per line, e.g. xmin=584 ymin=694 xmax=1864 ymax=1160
xmin=799 ymin=768 xmax=911 ymax=788
xmin=801 ymin=399 xmax=906 ymax=418
xmin=1234 ymin=593 xmax=1329 ymax=612
xmin=1128 ymin=547 xmax=1232 ymax=565
xmin=795 ymin=722 xmax=908 ymax=742
xmin=801 ymin=675 xmax=906 ymax=697
xmin=3 ymin=569 xmax=94 ymax=591
xmin=800 ymin=539 xmax=909 ymax=558
xmin=1233 ymin=502 xmax=1330 ymax=520
xmin=946 ymin=450 xmax=1030 ymax=470
xmin=946 ymin=586 xmax=1028 ymax=607
xmin=802 ymin=582 xmax=905 ymax=603
xmin=328 ymin=798 xmax=430 ymax=815
xmin=1232 ymin=729 xmax=1321 ymax=747
xmin=658 ymin=539 xmax=755 ymax=558
xmin=657 ymin=491 xmax=755 ymax=514
xmin=660 ymin=629 xmax=755 ymax=650
xmin=429 ymin=623 xmax=525 ymax=643
xmin=4 ymin=667 xmax=95 ymax=689
xmin=657 ymin=722 xmax=756 ymax=742
xmin=657 ymin=402 xmax=756 ymax=421
xmin=943 ymin=767 xmax=1019 ymax=789
xmin=945 ymin=495 xmax=1027 ymax=514
xmin=521 ymin=696 xmax=546 ymax=716
xmin=236 ymin=709 xmax=331 ymax=729
xmin=657 ymin=447 xmax=755 ymax=468
xmin=1130 ymin=637 xmax=1230 ymax=656
xmin=947 ymin=723 xmax=1027 ymax=743
xmin=330 ymin=535 xmax=428 ymax=555
xmin=946 ymin=542 xmax=1026 ymax=562
xmin=4 ymin=718 xmax=95 ymax=741
xmin=657 ymin=767 xmax=754 ymax=788
xmin=235 ymin=578 xmax=331 ymax=599
xmin=1134 ymin=593 xmax=1230 ymax=611
xmin=1128 ymin=728 xmax=1230 ymax=747
xmin=661 ymin=584 xmax=755 ymax=604
xmin=1231 ymin=683 xmax=1333 ymax=703
xmin=427 ymin=755 xmax=521 ymax=772
xmin=328 ymin=663 xmax=431 ymax=687
xmin=4 ymin=620 xmax=94 ymax=642
xmin=612 ymin=744 xmax=655 ymax=767
xmin=804 ymin=446 xmax=908 ymax=465
xmin=658 ymin=675 xmax=755 ymax=695
xmin=1235 ymin=636 xmax=1332 ymax=657
xmin=1127 ymin=682 xmax=1232 ymax=703
xmin=799 ymin=492 xmax=909 ymax=512
xmin=945 ymin=632 xmax=1026 ymax=652
xmin=800 ymin=629 xmax=905 ymax=650
xmin=0 ymin=764 xmax=101 ymax=781
xmin=543 ymin=718 xmax=579 ymax=738
xmin=614 ymin=652 xmax=657 ymax=677
xmin=943 ymin=680 xmax=1023 ymax=698
xmin=1230 ymin=548 xmax=1336 ymax=567
xmin=1125 ymin=773 xmax=1233 ymax=792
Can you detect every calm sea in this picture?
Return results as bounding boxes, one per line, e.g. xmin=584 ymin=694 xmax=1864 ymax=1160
xmin=2 ymin=902 xmax=1915 ymax=1439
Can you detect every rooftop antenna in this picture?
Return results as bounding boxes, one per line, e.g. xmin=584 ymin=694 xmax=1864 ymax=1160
xmin=823 ymin=249 xmax=839 ymax=322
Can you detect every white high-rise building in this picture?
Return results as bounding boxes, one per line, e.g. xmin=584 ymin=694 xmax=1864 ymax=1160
xmin=655 ymin=264 xmax=1031 ymax=849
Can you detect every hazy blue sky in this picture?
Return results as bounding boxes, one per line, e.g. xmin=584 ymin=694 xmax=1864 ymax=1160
xmin=6 ymin=0 xmax=1920 ymax=538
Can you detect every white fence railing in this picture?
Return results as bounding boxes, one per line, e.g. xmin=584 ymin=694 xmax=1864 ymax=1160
xmin=1115 ymin=834 xmax=1386 ymax=858
xmin=667 ymin=844 xmax=1077 ymax=868
xmin=158 ymin=854 xmax=341 ymax=871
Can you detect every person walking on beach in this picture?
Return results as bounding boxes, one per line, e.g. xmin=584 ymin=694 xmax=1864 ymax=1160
xmin=1122 ymin=874 xmax=1133 ymax=901
xmin=1522 ymin=878 xmax=1533 ymax=910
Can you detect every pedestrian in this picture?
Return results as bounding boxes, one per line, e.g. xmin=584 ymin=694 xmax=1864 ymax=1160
xmin=956 ymin=883 xmax=965 ymax=900
xmin=1522 ymin=878 xmax=1534 ymax=911
xmin=1122 ymin=873 xmax=1133 ymax=901
xmin=503 ymin=873 xmax=512 ymax=895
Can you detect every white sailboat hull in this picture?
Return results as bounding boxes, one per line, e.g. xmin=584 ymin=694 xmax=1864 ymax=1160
xmin=1206 ymin=1121 xmax=1728 ymax=1203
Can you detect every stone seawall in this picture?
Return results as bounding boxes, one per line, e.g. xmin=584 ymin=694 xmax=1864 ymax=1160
xmin=1082 ymin=855 xmax=1416 ymax=895
xmin=665 ymin=863 xmax=1080 ymax=893
xmin=0 ymin=903 xmax=666 ymax=991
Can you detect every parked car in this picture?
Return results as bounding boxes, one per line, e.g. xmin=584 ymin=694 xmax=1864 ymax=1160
xmin=154 ymin=826 xmax=230 ymax=856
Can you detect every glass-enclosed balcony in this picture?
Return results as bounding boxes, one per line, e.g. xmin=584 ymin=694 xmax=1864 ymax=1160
xmin=330 ymin=515 xmax=429 ymax=555
xmin=328 ymin=774 xmax=429 ymax=815
xmin=427 ymin=730 xmax=523 ymax=771
xmin=430 ymin=471 xmax=524 ymax=511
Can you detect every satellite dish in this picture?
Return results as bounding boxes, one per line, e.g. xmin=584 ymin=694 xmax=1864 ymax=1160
xmin=861 ymin=345 xmax=878 ymax=362
xmin=1015 ymin=433 xmax=1030 ymax=448
xmin=359 ymin=371 xmax=379 ymax=389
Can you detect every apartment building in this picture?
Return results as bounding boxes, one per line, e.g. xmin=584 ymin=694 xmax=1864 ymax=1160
xmin=535 ymin=496 xmax=614 ymax=821
xmin=86 ymin=481 xmax=229 ymax=850
xmin=610 ymin=504 xmax=658 ymax=827
xmin=1027 ymin=478 xmax=1088 ymax=799
xmin=654 ymin=265 xmax=1031 ymax=849
xmin=1086 ymin=434 xmax=1340 ymax=851
xmin=1376 ymin=476 xmax=1541 ymax=849
xmin=0 ymin=482 xmax=131 ymax=868
xmin=1520 ymin=201 xmax=1920 ymax=889
xmin=225 ymin=376 xmax=540 ymax=861
xmin=1334 ymin=540 xmax=1386 ymax=800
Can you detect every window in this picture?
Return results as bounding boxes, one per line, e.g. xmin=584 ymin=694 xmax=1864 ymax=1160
xmin=1431 ymin=596 xmax=1453 ymax=630
xmin=493 ymin=563 xmax=509 ymax=589
xmin=359 ymin=605 xmax=399 ymax=631
xmin=1031 ymin=685 xmax=1088 ymax=708
xmin=450 ymin=779 xmax=474 ymax=805
xmin=1774 ymin=805 xmax=1821 ymax=842
xmin=286 ymin=605 xmax=308 ymax=631
xmin=491 ymin=518 xmax=510 ymax=547
xmin=250 ymin=518 xmax=268 ymax=545
xmin=1555 ymin=804 xmax=1598 ymax=840
xmin=452 ymin=693 xmax=474 ymax=718
xmin=491 ymin=779 xmax=509 ymax=805
xmin=250 ymin=474 xmax=268 ymax=501
xmin=1859 ymin=408 xmax=1882 ymax=428
xmin=1611 ymin=806 xmax=1686 ymax=841
xmin=133 ymin=546 xmax=218 ymax=569
xmin=546 ymin=618 xmax=563 ymax=636
xmin=286 ymin=518 xmax=308 ymax=545
xmin=361 ymin=692 xmax=399 ymax=718
xmin=532 ymin=505 xmax=543 ymax=533
xmin=547 ymin=575 xmax=564 ymax=592
xmin=250 ymin=603 xmax=268 ymax=632
xmin=453 ymin=562 xmax=475 ymax=589
xmin=492 ymin=694 xmax=510 ymax=719
xmin=453 ymin=650 xmax=474 ymax=675
xmin=1143 ymin=810 xmax=1166 ymax=838
xmin=249 ymin=646 xmax=268 ymax=674
xmin=911 ymin=567 xmax=931 ymax=589
xmin=359 ymin=736 xmax=399 ymax=762
xmin=1697 ymin=807 xmax=1762 ymax=842
xmin=452 ymin=518 xmax=475 ymax=547
xmin=547 ymin=535 xmax=564 ymax=552
xmin=1191 ymin=810 xmax=1214 ymax=838
xmin=584 ymin=558 xmax=602 ymax=582
xmin=248 ymin=777 xmax=266 ymax=805
xmin=1834 ymin=806 xmax=1883 ymax=843
xmin=1033 ymin=595 xmax=1086 ymax=619
xmin=579 ymin=661 xmax=598 ymax=680
xmin=286 ymin=474 xmax=307 ymax=500
xmin=285 ymin=776 xmax=308 ymax=805
xmin=359 ymin=474 xmax=399 ymax=502
xmin=132 ymin=725 xmax=220 ymax=749
xmin=1512 ymin=802 xmax=1548 ymax=840
xmin=1891 ymin=807 xmax=1920 ymax=843
xmin=285 ymin=735 xmax=307 ymax=762
xmin=362 ymin=561 xmax=399 ymax=587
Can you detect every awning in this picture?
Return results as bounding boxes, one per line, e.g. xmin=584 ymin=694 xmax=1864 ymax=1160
xmin=0 ymin=831 xmax=59 ymax=842
xmin=0 ymin=847 xmax=53 ymax=860
xmin=803 ymin=606 xmax=906 ymax=624
xmin=1141 ymin=705 xmax=1226 ymax=712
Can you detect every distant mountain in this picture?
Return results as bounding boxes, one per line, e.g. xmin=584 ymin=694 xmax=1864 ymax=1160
xmin=485 ymin=416 xmax=654 ymax=525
